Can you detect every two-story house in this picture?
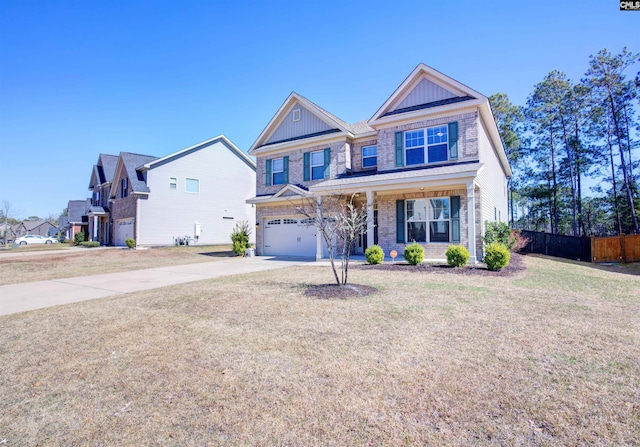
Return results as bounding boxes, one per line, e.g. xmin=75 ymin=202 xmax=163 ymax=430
xmin=247 ymin=64 xmax=511 ymax=262
xmin=87 ymin=153 xmax=119 ymax=244
xmin=109 ymin=135 xmax=256 ymax=246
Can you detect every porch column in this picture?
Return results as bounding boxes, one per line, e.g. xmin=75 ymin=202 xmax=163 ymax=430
xmin=316 ymin=196 xmax=323 ymax=261
xmin=366 ymin=190 xmax=374 ymax=249
xmin=467 ymin=182 xmax=477 ymax=264
xmin=93 ymin=216 xmax=98 ymax=242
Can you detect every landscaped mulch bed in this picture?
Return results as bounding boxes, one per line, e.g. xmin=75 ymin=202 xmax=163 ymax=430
xmin=352 ymin=252 xmax=526 ymax=277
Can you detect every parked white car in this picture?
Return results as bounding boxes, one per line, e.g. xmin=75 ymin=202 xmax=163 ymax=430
xmin=15 ymin=235 xmax=58 ymax=245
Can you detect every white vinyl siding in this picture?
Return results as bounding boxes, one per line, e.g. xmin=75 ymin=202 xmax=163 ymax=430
xmin=266 ymin=104 xmax=332 ymax=144
xmin=475 ymin=117 xmax=509 ymax=236
xmin=137 ymin=139 xmax=256 ymax=246
xmin=394 ymin=78 xmax=457 ymax=111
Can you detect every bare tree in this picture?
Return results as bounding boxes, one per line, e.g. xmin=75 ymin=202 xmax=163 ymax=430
xmin=295 ymin=193 xmax=370 ymax=286
xmin=1 ymin=200 xmax=23 ymax=247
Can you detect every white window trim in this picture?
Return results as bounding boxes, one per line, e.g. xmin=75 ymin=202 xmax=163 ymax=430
xmin=292 ymin=108 xmax=301 ymax=122
xmin=169 ymin=177 xmax=177 ymax=189
xmin=310 ymin=150 xmax=324 ymax=181
xmin=405 ymin=197 xmax=451 ymax=244
xmin=362 ymin=145 xmax=377 ymax=168
xmin=404 ymin=125 xmax=449 ymax=166
xmin=272 ymin=158 xmax=284 ymax=185
xmin=185 ymin=177 xmax=200 ymax=193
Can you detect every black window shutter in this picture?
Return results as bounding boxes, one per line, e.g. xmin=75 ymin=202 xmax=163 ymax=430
xmin=265 ymin=159 xmax=272 ymax=186
xmin=396 ymin=199 xmax=405 ymax=243
xmin=451 ymin=195 xmax=460 ymax=243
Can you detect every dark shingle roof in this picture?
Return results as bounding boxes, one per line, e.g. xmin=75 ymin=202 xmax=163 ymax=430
xmin=120 ymin=152 xmax=158 ymax=193
xmin=67 ymin=200 xmax=89 ymax=223
xmin=99 ymin=154 xmax=119 ymax=183
xmin=381 ymin=96 xmax=474 ymax=118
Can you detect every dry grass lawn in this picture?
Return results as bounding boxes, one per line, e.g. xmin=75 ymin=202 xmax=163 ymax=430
xmin=1 ymin=255 xmax=638 ymax=446
xmin=0 ymin=245 xmax=234 ymax=285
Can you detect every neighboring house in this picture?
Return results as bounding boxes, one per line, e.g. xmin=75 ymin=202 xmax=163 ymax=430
xmin=23 ymin=219 xmax=59 ymax=237
xmin=10 ymin=222 xmax=26 ymax=239
xmin=60 ymin=199 xmax=90 ymax=240
xmin=87 ymin=154 xmax=119 ymax=244
xmin=0 ymin=223 xmax=17 ymax=243
xmin=247 ymin=63 xmax=511 ymax=262
xmin=109 ymin=135 xmax=256 ymax=246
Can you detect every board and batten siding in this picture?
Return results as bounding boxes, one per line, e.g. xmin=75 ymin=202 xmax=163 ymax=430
xmin=266 ymin=104 xmax=333 ymax=144
xmin=394 ymin=78 xmax=457 ymax=111
xmin=475 ymin=117 xmax=508 ymax=228
xmin=137 ymin=140 xmax=256 ymax=246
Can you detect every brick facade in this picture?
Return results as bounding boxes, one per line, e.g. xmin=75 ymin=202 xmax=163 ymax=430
xmin=256 ymin=140 xmax=349 ymax=196
xmin=351 ymin=139 xmax=378 ymax=173
xmin=375 ymin=111 xmax=479 ymax=171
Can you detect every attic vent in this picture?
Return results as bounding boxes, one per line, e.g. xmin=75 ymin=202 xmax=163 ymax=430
xmin=292 ymin=108 xmax=301 ymax=122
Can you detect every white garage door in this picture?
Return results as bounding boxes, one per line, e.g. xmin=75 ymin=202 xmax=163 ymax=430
xmin=263 ymin=217 xmax=318 ymax=257
xmin=114 ymin=218 xmax=134 ymax=246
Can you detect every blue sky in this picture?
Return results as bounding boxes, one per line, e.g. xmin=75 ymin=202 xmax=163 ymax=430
xmin=0 ymin=0 xmax=638 ymax=219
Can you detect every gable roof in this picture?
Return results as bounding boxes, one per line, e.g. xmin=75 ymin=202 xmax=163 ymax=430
xmin=249 ymin=92 xmax=354 ymax=154
xmin=67 ymin=200 xmax=89 ymax=223
xmin=142 ymin=134 xmax=255 ymax=171
xmin=89 ymin=154 xmax=119 ymax=188
xmin=369 ymin=63 xmax=486 ymax=123
xmin=23 ymin=219 xmax=57 ymax=231
xmin=110 ymin=152 xmax=158 ymax=197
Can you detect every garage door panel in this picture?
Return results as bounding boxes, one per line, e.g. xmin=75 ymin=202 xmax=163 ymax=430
xmin=115 ymin=218 xmax=134 ymax=246
xmin=263 ymin=217 xmax=317 ymax=256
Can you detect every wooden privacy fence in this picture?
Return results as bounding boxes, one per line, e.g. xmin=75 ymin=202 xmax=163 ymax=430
xmin=591 ymin=234 xmax=640 ymax=263
xmin=521 ymin=230 xmax=640 ymax=263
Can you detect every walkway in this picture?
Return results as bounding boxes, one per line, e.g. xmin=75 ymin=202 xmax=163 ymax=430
xmin=0 ymin=256 xmax=314 ymax=316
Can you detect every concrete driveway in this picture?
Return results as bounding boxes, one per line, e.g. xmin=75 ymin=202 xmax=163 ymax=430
xmin=0 ymin=256 xmax=314 ymax=316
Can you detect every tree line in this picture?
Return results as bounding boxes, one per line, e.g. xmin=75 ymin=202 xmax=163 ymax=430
xmin=491 ymin=47 xmax=639 ymax=236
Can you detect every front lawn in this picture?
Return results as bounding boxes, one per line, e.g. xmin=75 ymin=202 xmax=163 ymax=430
xmin=0 ymin=245 xmax=235 ymax=285
xmin=1 ymin=255 xmax=638 ymax=445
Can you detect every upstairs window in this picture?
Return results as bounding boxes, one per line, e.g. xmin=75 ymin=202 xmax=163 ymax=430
xmin=272 ymin=158 xmax=284 ymax=185
xmin=311 ymin=150 xmax=325 ymax=180
xmin=169 ymin=177 xmax=177 ymax=189
xmin=186 ymin=178 xmax=199 ymax=193
xmin=362 ymin=145 xmax=377 ymax=168
xmin=120 ymin=178 xmax=128 ymax=198
xmin=405 ymin=130 xmax=425 ymax=165
xmin=93 ymin=191 xmax=101 ymax=206
xmin=427 ymin=125 xmax=448 ymax=163
xmin=404 ymin=125 xmax=450 ymax=166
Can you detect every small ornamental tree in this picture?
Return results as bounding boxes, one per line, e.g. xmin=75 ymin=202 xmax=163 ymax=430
xmin=296 ymin=193 xmax=371 ymax=285
xmin=230 ymin=221 xmax=252 ymax=256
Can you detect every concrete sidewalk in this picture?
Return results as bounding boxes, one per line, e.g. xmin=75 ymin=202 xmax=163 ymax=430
xmin=0 ymin=256 xmax=314 ymax=316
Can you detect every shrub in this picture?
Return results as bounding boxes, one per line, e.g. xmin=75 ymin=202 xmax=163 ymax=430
xmin=74 ymin=232 xmax=86 ymax=245
xmin=483 ymin=221 xmax=519 ymax=251
xmin=403 ymin=242 xmax=424 ymax=266
xmin=230 ymin=221 xmax=252 ymax=256
xmin=365 ymin=245 xmax=384 ymax=265
xmin=125 ymin=238 xmax=135 ymax=249
xmin=484 ymin=242 xmax=510 ymax=271
xmin=446 ymin=244 xmax=470 ymax=267
xmin=79 ymin=241 xmax=100 ymax=248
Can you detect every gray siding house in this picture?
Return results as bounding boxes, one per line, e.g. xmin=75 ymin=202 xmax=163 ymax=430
xmin=109 ymin=135 xmax=256 ymax=246
xmin=247 ymin=63 xmax=511 ymax=262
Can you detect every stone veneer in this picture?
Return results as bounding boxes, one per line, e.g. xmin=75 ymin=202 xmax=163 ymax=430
xmin=375 ymin=111 xmax=479 ymax=172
